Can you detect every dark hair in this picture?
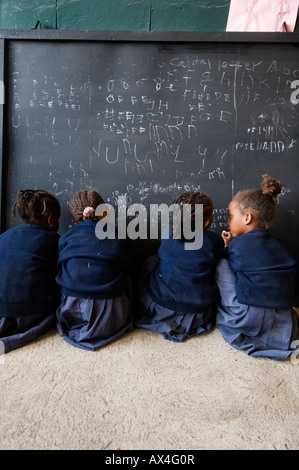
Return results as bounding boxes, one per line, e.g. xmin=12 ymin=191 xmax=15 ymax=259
xmin=68 ymin=189 xmax=105 ymax=223
xmin=170 ymin=191 xmax=213 ymax=239
xmin=233 ymin=174 xmax=282 ymax=229
xmin=11 ymin=189 xmax=61 ymax=225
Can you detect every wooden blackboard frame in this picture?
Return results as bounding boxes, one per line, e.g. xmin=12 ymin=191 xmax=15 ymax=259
xmin=0 ymin=29 xmax=299 ymax=42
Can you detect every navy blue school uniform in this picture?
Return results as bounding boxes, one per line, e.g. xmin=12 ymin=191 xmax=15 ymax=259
xmin=0 ymin=225 xmax=60 ymax=353
xmin=215 ymin=228 xmax=299 ymax=360
xmin=55 ymin=219 xmax=133 ymax=350
xmin=134 ymin=228 xmax=224 ymax=342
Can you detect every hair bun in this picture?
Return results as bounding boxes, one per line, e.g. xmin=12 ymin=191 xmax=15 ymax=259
xmin=83 ymin=206 xmax=95 ymax=219
xmin=261 ymin=174 xmax=282 ymax=201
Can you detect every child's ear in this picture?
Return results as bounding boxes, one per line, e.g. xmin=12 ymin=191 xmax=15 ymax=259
xmin=47 ymin=213 xmax=59 ymax=230
xmin=244 ymin=211 xmax=253 ymax=225
xmin=204 ymin=218 xmax=213 ymax=229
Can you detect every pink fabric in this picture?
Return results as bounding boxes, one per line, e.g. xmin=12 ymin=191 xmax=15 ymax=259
xmin=226 ymin=0 xmax=299 ymax=32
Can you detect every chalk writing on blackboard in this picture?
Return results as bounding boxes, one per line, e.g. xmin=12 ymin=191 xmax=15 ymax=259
xmin=2 ymin=40 xmax=296 ymax=259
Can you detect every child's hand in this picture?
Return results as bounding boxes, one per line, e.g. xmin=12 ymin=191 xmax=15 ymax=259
xmin=221 ymin=230 xmax=232 ymax=247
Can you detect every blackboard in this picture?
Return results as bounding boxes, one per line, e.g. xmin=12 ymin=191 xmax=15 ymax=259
xmin=0 ymin=31 xmax=298 ymax=297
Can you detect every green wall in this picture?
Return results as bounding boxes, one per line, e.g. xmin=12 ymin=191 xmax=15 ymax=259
xmin=0 ymin=0 xmax=298 ymax=32
xmin=0 ymin=0 xmax=231 ymax=31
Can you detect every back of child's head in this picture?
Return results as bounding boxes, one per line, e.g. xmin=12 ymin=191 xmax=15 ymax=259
xmin=233 ymin=174 xmax=282 ymax=229
xmin=170 ymin=191 xmax=214 ymax=239
xmin=68 ymin=189 xmax=104 ymax=223
xmin=11 ymin=189 xmax=61 ymax=227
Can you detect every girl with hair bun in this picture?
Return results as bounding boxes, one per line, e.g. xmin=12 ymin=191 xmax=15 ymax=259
xmin=0 ymin=189 xmax=61 ymax=353
xmin=216 ymin=174 xmax=299 ymax=360
xmin=55 ymin=189 xmax=133 ymax=351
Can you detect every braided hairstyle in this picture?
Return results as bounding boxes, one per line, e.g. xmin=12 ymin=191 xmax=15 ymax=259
xmin=170 ymin=191 xmax=214 ymax=240
xmin=11 ymin=189 xmax=60 ymax=226
xmin=233 ymin=174 xmax=282 ymax=229
xmin=68 ymin=189 xmax=105 ymax=223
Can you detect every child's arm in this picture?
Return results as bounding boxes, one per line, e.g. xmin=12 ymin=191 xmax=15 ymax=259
xmin=221 ymin=230 xmax=232 ymax=248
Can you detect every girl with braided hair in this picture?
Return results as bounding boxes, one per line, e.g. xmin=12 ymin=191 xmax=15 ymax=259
xmin=216 ymin=174 xmax=299 ymax=360
xmin=0 ymin=189 xmax=61 ymax=353
xmin=55 ymin=189 xmax=133 ymax=351
xmin=134 ymin=191 xmax=224 ymax=342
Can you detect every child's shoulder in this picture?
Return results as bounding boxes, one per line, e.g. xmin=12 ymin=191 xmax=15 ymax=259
xmin=1 ymin=224 xmax=59 ymax=238
xmin=0 ymin=225 xmax=59 ymax=256
xmin=204 ymin=229 xmax=223 ymax=244
xmin=203 ymin=229 xmax=225 ymax=258
xmin=231 ymin=228 xmax=269 ymax=248
xmin=59 ymin=221 xmax=89 ymax=237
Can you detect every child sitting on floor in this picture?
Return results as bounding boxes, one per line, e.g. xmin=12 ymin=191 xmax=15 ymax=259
xmin=55 ymin=189 xmax=133 ymax=351
xmin=134 ymin=191 xmax=224 ymax=342
xmin=215 ymin=174 xmax=298 ymax=360
xmin=0 ymin=189 xmax=61 ymax=353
